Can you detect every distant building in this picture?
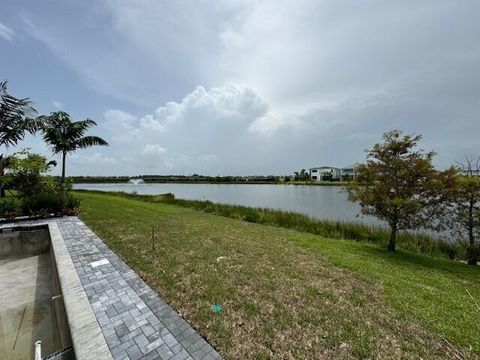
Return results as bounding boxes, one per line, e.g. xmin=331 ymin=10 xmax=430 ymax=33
xmin=339 ymin=164 xmax=358 ymax=181
xmin=309 ymin=166 xmax=342 ymax=181
xmin=309 ymin=164 xmax=358 ymax=181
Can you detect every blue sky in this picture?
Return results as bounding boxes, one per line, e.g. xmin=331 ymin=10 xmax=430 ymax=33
xmin=1 ymin=1 xmax=479 ymax=176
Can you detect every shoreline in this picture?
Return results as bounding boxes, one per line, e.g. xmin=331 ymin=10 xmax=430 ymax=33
xmin=71 ymin=180 xmax=350 ymax=186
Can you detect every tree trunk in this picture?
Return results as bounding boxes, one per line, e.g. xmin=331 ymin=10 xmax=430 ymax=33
xmin=0 ymin=158 xmax=5 ymax=198
xmin=388 ymin=222 xmax=397 ymax=251
xmin=467 ymin=199 xmax=477 ymax=265
xmin=467 ymin=250 xmax=478 ymax=265
xmin=61 ymin=151 xmax=66 ymax=210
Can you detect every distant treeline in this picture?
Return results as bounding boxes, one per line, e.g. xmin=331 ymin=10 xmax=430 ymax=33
xmin=68 ymin=175 xmax=289 ymax=184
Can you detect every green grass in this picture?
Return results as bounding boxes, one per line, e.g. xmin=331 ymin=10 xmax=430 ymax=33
xmin=74 ymin=189 xmax=466 ymax=261
xmin=76 ymin=191 xmax=480 ymax=359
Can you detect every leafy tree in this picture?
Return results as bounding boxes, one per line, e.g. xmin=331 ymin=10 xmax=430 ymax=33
xmin=0 ymin=81 xmax=39 ymax=197
xmin=441 ymin=156 xmax=480 ymax=265
xmin=8 ymin=149 xmax=57 ymax=197
xmin=40 ymin=111 xmax=108 ymax=207
xmin=347 ymin=130 xmax=439 ymax=251
xmin=300 ymin=168 xmax=307 ymax=181
xmin=293 ymin=169 xmax=309 ymax=181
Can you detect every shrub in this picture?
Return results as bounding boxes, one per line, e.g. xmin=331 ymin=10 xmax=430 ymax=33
xmin=437 ymin=240 xmax=462 ymax=260
xmin=65 ymin=194 xmax=81 ymax=215
xmin=0 ymin=197 xmax=21 ymax=218
xmin=243 ymin=209 xmax=261 ymax=223
xmin=22 ymin=190 xmax=62 ymax=217
xmin=8 ymin=150 xmax=57 ymax=198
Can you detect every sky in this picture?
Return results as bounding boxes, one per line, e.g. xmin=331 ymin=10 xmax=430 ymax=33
xmin=1 ymin=0 xmax=479 ymax=176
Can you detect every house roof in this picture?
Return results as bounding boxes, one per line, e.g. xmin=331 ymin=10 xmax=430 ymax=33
xmin=309 ymin=166 xmax=340 ymax=170
xmin=340 ymin=163 xmax=361 ymax=170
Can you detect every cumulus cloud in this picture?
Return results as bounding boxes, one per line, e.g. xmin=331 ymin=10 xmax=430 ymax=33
xmin=0 ymin=21 xmax=14 ymax=41
xmin=102 ymin=84 xmax=277 ymax=173
xmin=139 ymin=117 xmax=165 ymax=133
xmin=104 ymin=110 xmax=139 ymax=142
xmin=142 ymin=84 xmax=268 ymax=129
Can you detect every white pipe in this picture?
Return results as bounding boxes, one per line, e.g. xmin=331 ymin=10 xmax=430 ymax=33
xmin=34 ymin=341 xmax=42 ymax=360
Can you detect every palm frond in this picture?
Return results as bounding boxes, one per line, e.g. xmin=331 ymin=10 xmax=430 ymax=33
xmin=41 ymin=111 xmax=108 ymax=155
xmin=76 ymin=136 xmax=109 ymax=149
xmin=0 ymin=80 xmax=38 ymax=148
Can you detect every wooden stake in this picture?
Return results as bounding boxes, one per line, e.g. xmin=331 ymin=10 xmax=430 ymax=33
xmin=466 ymin=288 xmax=480 ymax=311
xmin=152 ymin=226 xmax=155 ymax=251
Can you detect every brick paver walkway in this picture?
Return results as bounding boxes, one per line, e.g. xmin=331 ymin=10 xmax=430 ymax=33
xmin=56 ymin=217 xmax=221 ymax=360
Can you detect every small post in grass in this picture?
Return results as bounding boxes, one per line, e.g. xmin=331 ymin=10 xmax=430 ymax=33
xmin=152 ymin=225 xmax=155 ymax=251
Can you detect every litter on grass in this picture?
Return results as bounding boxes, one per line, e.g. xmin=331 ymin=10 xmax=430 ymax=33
xmin=211 ymin=304 xmax=223 ymax=313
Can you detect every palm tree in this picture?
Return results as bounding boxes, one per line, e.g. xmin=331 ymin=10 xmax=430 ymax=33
xmin=0 ymin=81 xmax=39 ymax=197
xmin=41 ymin=111 xmax=108 ymax=207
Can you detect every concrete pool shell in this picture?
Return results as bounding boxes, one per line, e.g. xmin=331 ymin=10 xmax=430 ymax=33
xmin=0 ymin=225 xmax=71 ymax=359
xmin=0 ymin=218 xmax=221 ymax=360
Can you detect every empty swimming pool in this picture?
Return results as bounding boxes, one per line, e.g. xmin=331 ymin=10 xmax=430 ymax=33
xmin=0 ymin=225 xmax=72 ymax=360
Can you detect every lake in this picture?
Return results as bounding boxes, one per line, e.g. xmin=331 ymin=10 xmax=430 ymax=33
xmin=73 ymin=183 xmax=382 ymax=225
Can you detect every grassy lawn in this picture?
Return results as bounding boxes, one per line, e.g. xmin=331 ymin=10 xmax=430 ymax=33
xmin=76 ymin=191 xmax=480 ymax=359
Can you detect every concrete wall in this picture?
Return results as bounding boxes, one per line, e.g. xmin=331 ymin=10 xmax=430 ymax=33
xmin=0 ymin=227 xmax=50 ymax=258
xmin=50 ymin=248 xmax=73 ymax=350
xmin=0 ymin=224 xmax=73 ymax=359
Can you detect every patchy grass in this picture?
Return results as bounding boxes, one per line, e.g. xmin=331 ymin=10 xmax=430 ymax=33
xmin=76 ymin=191 xmax=480 ymax=359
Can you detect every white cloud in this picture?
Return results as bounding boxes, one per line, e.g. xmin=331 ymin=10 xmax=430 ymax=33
xmin=0 ymin=21 xmax=14 ymax=42
xmin=142 ymin=144 xmax=166 ymax=157
xmin=101 ymin=84 xmax=279 ymax=173
xmin=248 ymin=112 xmax=300 ymax=135
xmin=104 ymin=109 xmax=137 ymax=124
xmin=144 ymin=84 xmax=269 ymax=129
xmin=104 ymin=109 xmax=139 ymax=142
xmin=141 ymin=144 xmax=167 ymax=171
xmin=139 ymin=116 xmax=165 ymax=133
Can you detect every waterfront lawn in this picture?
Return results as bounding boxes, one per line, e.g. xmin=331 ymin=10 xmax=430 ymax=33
xmin=76 ymin=191 xmax=480 ymax=359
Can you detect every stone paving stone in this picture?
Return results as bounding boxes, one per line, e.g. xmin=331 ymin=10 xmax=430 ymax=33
xmin=126 ymin=344 xmax=142 ymax=360
xmin=50 ymin=217 xmax=222 ymax=360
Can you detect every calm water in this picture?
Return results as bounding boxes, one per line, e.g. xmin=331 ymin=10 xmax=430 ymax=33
xmin=73 ymin=183 xmax=382 ymax=225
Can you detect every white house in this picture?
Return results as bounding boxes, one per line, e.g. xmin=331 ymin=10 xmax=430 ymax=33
xmin=309 ymin=164 xmax=358 ymax=181
xmin=339 ymin=164 xmax=358 ymax=180
xmin=309 ymin=166 xmax=342 ymax=181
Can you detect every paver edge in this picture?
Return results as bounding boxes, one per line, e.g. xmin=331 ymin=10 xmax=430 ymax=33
xmin=48 ymin=222 xmax=113 ymax=360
